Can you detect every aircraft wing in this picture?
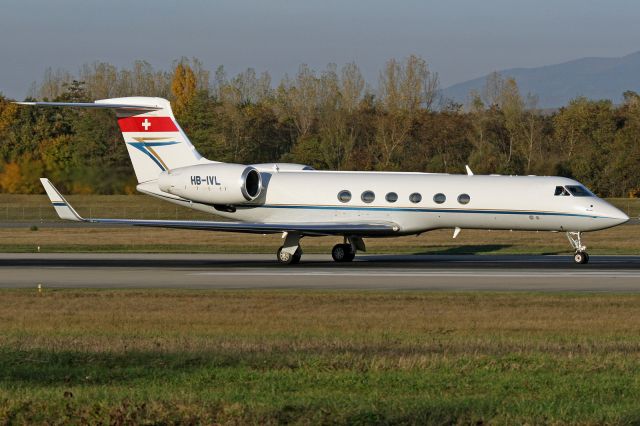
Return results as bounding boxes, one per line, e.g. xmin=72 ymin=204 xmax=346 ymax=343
xmin=40 ymin=178 xmax=400 ymax=236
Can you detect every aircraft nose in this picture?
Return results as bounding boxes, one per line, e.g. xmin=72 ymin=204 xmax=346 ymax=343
xmin=615 ymin=210 xmax=630 ymax=224
xmin=604 ymin=204 xmax=629 ymax=224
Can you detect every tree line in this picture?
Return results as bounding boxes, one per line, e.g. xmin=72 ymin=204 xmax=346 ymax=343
xmin=0 ymin=56 xmax=639 ymax=197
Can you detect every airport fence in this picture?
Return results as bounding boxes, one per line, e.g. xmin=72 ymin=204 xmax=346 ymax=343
xmin=0 ymin=195 xmax=216 ymax=223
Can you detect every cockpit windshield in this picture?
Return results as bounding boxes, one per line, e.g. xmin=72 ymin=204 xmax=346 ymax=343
xmin=554 ymin=186 xmax=570 ymax=196
xmin=554 ymin=185 xmax=594 ymax=197
xmin=565 ymin=185 xmax=593 ymax=197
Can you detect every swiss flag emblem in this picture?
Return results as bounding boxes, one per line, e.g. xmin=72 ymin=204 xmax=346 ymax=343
xmin=118 ymin=117 xmax=178 ymax=132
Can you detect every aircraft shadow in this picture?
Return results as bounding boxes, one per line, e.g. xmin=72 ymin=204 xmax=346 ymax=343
xmin=414 ymin=244 xmax=514 ymax=255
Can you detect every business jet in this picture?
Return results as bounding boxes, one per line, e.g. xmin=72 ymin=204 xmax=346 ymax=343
xmin=17 ymin=97 xmax=629 ymax=264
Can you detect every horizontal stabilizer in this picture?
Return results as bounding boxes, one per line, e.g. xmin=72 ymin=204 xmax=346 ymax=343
xmin=40 ymin=179 xmax=400 ymax=236
xmin=15 ymin=101 xmax=160 ymax=112
xmin=19 ymin=97 xmax=205 ymax=183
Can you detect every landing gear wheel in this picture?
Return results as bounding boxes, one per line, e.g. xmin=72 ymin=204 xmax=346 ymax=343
xmin=566 ymin=232 xmax=589 ymax=264
xmin=277 ymin=246 xmax=294 ymax=265
xmin=292 ymin=248 xmax=302 ymax=264
xmin=344 ymin=248 xmax=356 ymax=262
xmin=574 ymin=251 xmax=589 ymax=264
xmin=332 ymin=244 xmax=354 ymax=262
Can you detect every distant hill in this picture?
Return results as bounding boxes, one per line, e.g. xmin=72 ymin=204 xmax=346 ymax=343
xmin=443 ymin=51 xmax=640 ymax=109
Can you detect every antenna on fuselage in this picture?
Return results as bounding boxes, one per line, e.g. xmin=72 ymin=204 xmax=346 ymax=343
xmin=453 ymin=227 xmax=461 ymax=239
xmin=465 ymin=165 xmax=474 ymax=176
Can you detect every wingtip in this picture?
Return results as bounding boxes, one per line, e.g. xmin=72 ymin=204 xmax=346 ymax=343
xmin=40 ymin=178 xmax=83 ymax=221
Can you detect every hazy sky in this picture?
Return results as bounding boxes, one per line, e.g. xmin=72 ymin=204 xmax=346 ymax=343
xmin=1 ymin=0 xmax=639 ymax=99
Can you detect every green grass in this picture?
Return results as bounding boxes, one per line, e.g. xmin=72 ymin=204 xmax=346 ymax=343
xmin=2 ymin=290 xmax=640 ymax=424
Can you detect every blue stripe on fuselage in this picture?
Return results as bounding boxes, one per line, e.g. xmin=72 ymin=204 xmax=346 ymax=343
xmin=254 ymin=204 xmax=604 ymax=219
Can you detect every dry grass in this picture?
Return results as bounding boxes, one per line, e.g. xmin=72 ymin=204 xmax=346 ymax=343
xmin=3 ymin=290 xmax=640 ymax=354
xmin=1 ymin=223 xmax=639 ymax=254
xmin=2 ymin=290 xmax=640 ymax=423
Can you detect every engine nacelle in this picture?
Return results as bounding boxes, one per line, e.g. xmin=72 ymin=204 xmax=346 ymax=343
xmin=158 ymin=163 xmax=262 ymax=204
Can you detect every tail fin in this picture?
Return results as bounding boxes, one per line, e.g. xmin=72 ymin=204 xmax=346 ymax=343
xmin=16 ymin=97 xmax=210 ymax=183
xmin=108 ymin=97 xmax=208 ymax=182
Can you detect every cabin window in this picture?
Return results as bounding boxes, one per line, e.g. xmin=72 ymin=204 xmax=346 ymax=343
xmin=566 ymin=185 xmax=592 ymax=197
xmin=337 ymin=190 xmax=352 ymax=203
xmin=433 ymin=193 xmax=446 ymax=204
xmin=554 ymin=186 xmax=570 ymax=196
xmin=385 ymin=192 xmax=398 ymax=203
xmin=409 ymin=193 xmax=422 ymax=203
xmin=457 ymin=193 xmax=471 ymax=205
xmin=361 ymin=191 xmax=375 ymax=203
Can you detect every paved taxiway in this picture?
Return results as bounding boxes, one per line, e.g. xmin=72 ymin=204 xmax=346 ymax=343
xmin=0 ymin=253 xmax=639 ymax=291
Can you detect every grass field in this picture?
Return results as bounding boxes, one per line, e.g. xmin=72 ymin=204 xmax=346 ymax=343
xmin=2 ymin=290 xmax=640 ymax=424
xmin=0 ymin=194 xmax=639 ymax=255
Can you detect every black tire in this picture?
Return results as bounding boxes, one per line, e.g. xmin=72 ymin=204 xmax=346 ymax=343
xmin=332 ymin=244 xmax=355 ymax=262
xmin=344 ymin=248 xmax=356 ymax=262
xmin=574 ymin=251 xmax=589 ymax=264
xmin=277 ymin=246 xmax=294 ymax=265
xmin=291 ymin=248 xmax=302 ymax=264
xmin=331 ymin=244 xmax=347 ymax=262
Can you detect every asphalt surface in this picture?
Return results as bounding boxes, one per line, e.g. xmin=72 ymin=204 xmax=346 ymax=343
xmin=0 ymin=253 xmax=639 ymax=292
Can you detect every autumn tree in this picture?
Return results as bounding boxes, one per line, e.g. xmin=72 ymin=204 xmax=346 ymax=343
xmin=2 ymin=58 xmax=640 ymax=197
xmin=553 ymin=98 xmax=616 ymax=194
xmin=375 ymin=55 xmax=439 ymax=169
xmin=171 ymin=60 xmax=197 ymax=117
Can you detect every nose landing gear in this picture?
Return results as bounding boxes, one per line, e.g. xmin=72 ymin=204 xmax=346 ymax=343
xmin=567 ymin=232 xmax=589 ymax=264
xmin=573 ymin=251 xmax=589 ymax=264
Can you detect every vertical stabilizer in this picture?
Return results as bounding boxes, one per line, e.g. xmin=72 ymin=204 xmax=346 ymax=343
xmin=103 ymin=97 xmax=210 ymax=183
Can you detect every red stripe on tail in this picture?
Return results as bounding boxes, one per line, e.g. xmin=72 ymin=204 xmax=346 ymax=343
xmin=118 ymin=117 xmax=178 ymax=132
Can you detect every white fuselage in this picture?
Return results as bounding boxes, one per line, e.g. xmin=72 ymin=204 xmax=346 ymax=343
xmin=139 ymin=170 xmax=629 ymax=236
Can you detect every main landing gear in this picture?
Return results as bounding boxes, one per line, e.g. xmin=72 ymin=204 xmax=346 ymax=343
xmin=276 ymin=232 xmax=303 ymax=265
xmin=277 ymin=246 xmax=302 ymax=264
xmin=566 ymin=232 xmax=589 ymax=264
xmin=276 ymin=234 xmax=365 ymax=264
xmin=331 ymin=243 xmax=355 ymax=262
xmin=331 ymin=237 xmax=364 ymax=263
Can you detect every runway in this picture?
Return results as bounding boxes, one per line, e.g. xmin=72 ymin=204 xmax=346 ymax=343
xmin=0 ymin=253 xmax=639 ymax=291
